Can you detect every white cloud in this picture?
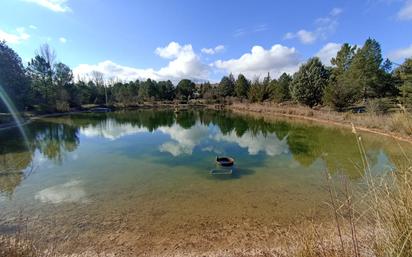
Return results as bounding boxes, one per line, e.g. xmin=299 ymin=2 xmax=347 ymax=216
xmin=330 ymin=8 xmax=343 ymax=16
xmin=0 ymin=27 xmax=30 ymax=44
xmin=254 ymin=24 xmax=269 ymax=32
xmin=284 ymin=8 xmax=341 ymax=44
xmin=284 ymin=30 xmax=316 ymax=44
xmin=29 ymin=25 xmax=37 ymax=29
xmin=388 ymin=44 xmax=412 ymax=60
xmin=284 ymin=29 xmax=316 ymax=44
xmin=35 ymin=180 xmax=88 ymax=204
xmin=201 ymin=45 xmax=225 ymax=55
xmin=59 ymin=37 xmax=67 ymax=43
xmin=74 ymin=41 xmax=209 ymax=83
xmin=201 ymin=48 xmax=214 ymax=55
xmin=316 ymin=42 xmax=342 ymax=66
xmin=155 ymin=41 xmax=192 ymax=59
xmin=74 ymin=61 xmax=156 ymax=82
xmin=398 ymin=1 xmax=412 ymax=20
xmin=214 ymin=44 xmax=301 ymax=79
xmin=234 ymin=28 xmax=247 ymax=37
xmin=234 ymin=24 xmax=268 ymax=37
xmin=25 ymin=0 xmax=71 ymax=13
xmin=292 ymin=30 xmax=317 ymax=44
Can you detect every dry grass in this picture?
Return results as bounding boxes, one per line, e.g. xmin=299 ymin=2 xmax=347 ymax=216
xmin=292 ymin=122 xmax=412 ymax=257
xmin=0 ymin=236 xmax=40 ymax=257
xmin=365 ymin=159 xmax=412 ymax=256
xmin=0 ymin=214 xmax=43 ymax=257
xmin=282 ymin=174 xmax=372 ymax=257
xmin=349 ymin=119 xmax=412 ymax=257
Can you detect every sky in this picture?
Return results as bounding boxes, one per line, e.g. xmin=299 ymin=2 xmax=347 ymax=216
xmin=1 ymin=0 xmax=412 ymax=83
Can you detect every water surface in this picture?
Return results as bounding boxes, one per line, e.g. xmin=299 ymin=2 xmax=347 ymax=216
xmin=0 ymin=109 xmax=408 ymax=254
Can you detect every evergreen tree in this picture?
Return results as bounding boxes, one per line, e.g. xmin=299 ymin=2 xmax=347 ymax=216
xmin=248 ymin=78 xmax=261 ymax=102
xmin=27 ymin=55 xmax=55 ymax=110
xmin=0 ymin=41 xmax=30 ymax=112
xmin=331 ymin=43 xmax=356 ymax=76
xmin=291 ymin=57 xmax=329 ymax=107
xmin=218 ymin=74 xmax=235 ymax=97
xmin=176 ymin=79 xmax=195 ymax=100
xmin=260 ymin=72 xmax=272 ymax=102
xmin=139 ymin=79 xmax=157 ymax=100
xmin=157 ymin=80 xmax=175 ymax=100
xmin=324 ymin=43 xmax=359 ymax=110
xmin=377 ymin=58 xmax=398 ymax=97
xmin=54 ymin=63 xmax=73 ymax=88
xmin=272 ymin=73 xmax=292 ymax=102
xmin=395 ymin=58 xmax=412 ymax=107
xmin=234 ymin=74 xmax=250 ymax=98
xmin=346 ymin=38 xmax=383 ymax=100
xmin=54 ymin=62 xmax=73 ymax=111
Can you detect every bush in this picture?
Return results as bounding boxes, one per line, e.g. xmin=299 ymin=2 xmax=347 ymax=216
xmin=56 ymin=100 xmax=70 ymax=112
xmin=366 ymin=98 xmax=392 ymax=115
xmin=323 ymin=80 xmax=360 ymax=111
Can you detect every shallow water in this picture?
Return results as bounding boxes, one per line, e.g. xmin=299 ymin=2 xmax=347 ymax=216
xmin=0 ymin=109 xmax=408 ymax=254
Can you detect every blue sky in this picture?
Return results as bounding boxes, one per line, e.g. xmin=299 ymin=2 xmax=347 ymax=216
xmin=1 ymin=0 xmax=412 ymax=82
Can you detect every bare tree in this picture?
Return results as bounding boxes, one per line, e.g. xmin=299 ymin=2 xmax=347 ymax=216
xmin=37 ymin=43 xmax=56 ymax=68
xmin=90 ymin=70 xmax=104 ymax=86
xmin=90 ymin=71 xmax=107 ymax=105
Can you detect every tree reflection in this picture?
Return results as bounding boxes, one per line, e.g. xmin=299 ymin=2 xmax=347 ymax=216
xmin=0 ymin=121 xmax=80 ymax=194
xmin=0 ymin=151 xmax=31 ymax=195
xmin=0 ymin=129 xmax=32 ymax=195
xmin=0 ymin=108 xmax=404 ymax=195
xmin=30 ymin=122 xmax=79 ymax=163
xmin=175 ymin=110 xmax=196 ymax=129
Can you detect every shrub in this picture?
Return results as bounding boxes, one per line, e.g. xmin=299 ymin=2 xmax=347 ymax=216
xmin=365 ymin=98 xmax=392 ymax=114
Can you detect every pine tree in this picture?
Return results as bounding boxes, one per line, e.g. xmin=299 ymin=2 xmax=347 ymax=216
xmin=234 ymin=74 xmax=250 ymax=98
xmin=324 ymin=43 xmax=360 ymax=110
xmin=272 ymin=73 xmax=292 ymax=102
xmin=0 ymin=41 xmax=30 ymax=112
xmin=395 ymin=58 xmax=412 ymax=107
xmin=346 ymin=38 xmax=383 ymax=100
xmin=218 ymin=74 xmax=235 ymax=97
xmin=291 ymin=57 xmax=329 ymax=107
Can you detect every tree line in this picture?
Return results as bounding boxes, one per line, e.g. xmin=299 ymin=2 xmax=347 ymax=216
xmin=0 ymin=38 xmax=411 ymax=113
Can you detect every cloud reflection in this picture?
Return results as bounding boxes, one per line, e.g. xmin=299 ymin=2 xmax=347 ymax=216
xmin=80 ymin=119 xmax=148 ymax=140
xmin=214 ymin=131 xmax=289 ymax=156
xmin=77 ymin=117 xmax=290 ymax=157
xmin=158 ymin=123 xmax=209 ymax=156
xmin=35 ymin=180 xmax=88 ymax=204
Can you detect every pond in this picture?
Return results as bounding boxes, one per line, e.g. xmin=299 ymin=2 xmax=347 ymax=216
xmin=0 ymin=109 xmax=409 ymax=254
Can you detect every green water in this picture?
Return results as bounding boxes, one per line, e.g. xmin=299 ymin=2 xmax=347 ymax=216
xmin=0 ymin=109 xmax=408 ymax=253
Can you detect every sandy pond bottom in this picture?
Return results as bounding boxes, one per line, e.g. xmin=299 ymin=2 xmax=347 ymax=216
xmin=2 ymin=161 xmax=332 ymax=256
xmin=0 ymin=109 xmax=407 ymax=256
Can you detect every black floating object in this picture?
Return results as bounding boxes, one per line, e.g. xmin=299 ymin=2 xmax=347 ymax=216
xmin=216 ymin=156 xmax=235 ymax=167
